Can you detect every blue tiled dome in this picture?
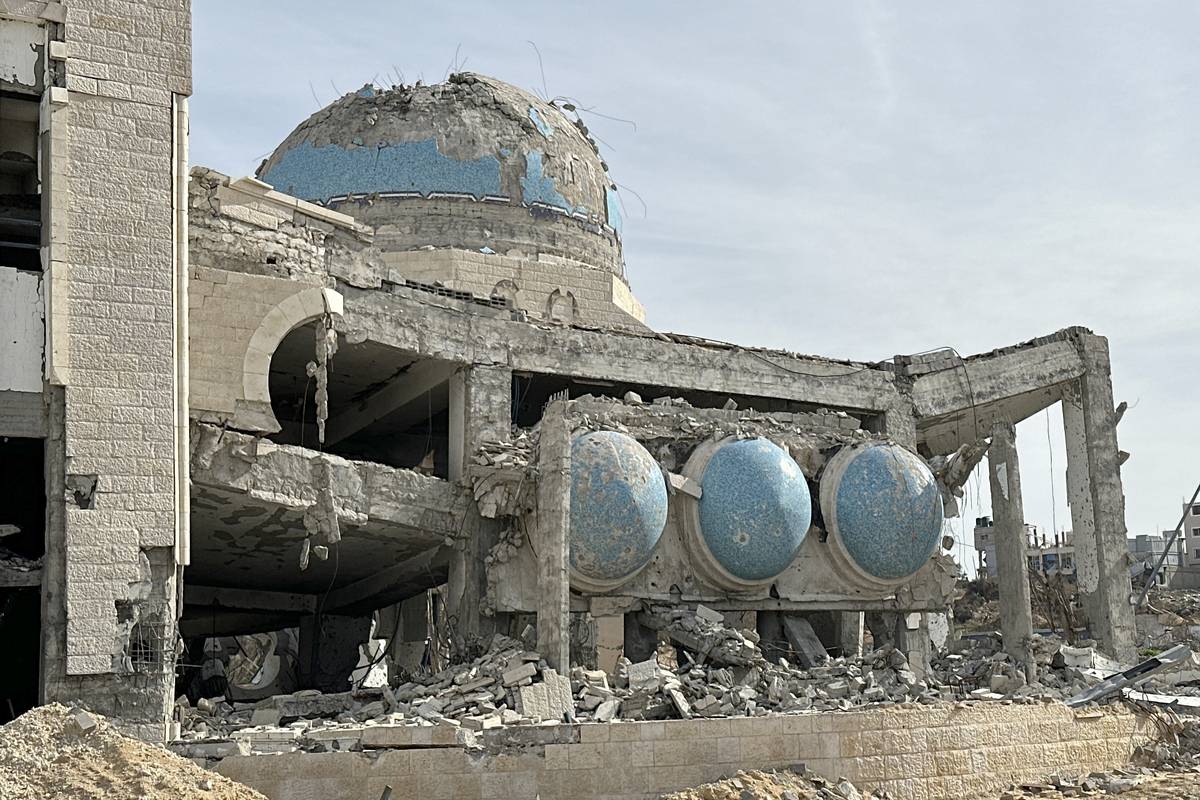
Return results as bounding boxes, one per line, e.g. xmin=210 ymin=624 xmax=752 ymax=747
xmin=696 ymin=438 xmax=811 ymax=582
xmin=823 ymin=444 xmax=943 ymax=581
xmin=569 ymin=431 xmax=667 ymax=585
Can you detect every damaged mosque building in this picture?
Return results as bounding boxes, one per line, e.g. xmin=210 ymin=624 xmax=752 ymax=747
xmin=0 ymin=2 xmax=1150 ymax=797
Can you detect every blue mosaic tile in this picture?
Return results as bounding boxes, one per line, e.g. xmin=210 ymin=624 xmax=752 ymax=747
xmin=569 ymin=431 xmax=668 ymax=582
xmin=697 ymin=438 xmax=811 ymax=582
xmin=830 ymin=444 xmax=943 ymax=580
xmin=260 ymin=138 xmax=502 ymax=203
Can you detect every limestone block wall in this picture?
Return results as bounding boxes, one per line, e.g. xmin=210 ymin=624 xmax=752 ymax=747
xmin=382 ymin=249 xmax=646 ymax=330
xmin=212 ymin=703 xmax=1149 ymax=800
xmin=188 ymin=265 xmax=339 ymax=432
xmin=37 ymin=0 xmax=191 ymax=739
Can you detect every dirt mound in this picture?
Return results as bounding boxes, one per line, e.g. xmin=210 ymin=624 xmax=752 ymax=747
xmin=0 ymin=703 xmax=265 ymax=800
xmin=660 ymin=769 xmax=884 ymax=800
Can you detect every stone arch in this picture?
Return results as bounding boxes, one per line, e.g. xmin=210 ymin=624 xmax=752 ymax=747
xmin=240 ymin=287 xmax=343 ymax=429
xmin=490 ymin=279 xmax=519 ymax=307
xmin=546 ymin=288 xmax=577 ymax=324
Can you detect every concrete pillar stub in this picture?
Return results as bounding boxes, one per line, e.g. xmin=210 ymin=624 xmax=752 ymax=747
xmin=535 ymin=399 xmax=571 ymax=671
xmin=987 ymin=421 xmax=1035 ymax=674
xmin=839 ymin=611 xmax=864 ymax=658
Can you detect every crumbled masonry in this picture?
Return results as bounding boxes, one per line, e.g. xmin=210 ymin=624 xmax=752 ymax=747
xmin=660 ymin=769 xmax=888 ymax=800
xmin=172 ymin=607 xmax=1141 ymax=760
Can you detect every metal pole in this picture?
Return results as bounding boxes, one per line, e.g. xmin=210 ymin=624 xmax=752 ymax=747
xmin=1136 ymin=482 xmax=1200 ymax=608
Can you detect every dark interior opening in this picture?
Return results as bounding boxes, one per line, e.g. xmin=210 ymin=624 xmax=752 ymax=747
xmin=0 ymin=588 xmax=41 ymax=722
xmin=267 ymin=322 xmax=452 ymax=477
xmin=511 ymin=372 xmax=862 ymax=428
xmin=0 ymin=436 xmax=45 ymax=723
xmin=0 ymin=436 xmax=45 ymax=559
xmin=0 ymin=93 xmax=41 ymax=272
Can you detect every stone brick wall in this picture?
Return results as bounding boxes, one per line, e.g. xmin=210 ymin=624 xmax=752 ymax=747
xmin=38 ymin=0 xmax=191 ymax=738
xmin=212 ymin=703 xmax=1149 ymax=800
xmin=382 ymin=249 xmax=647 ymax=330
xmin=188 ymin=265 xmax=323 ymax=430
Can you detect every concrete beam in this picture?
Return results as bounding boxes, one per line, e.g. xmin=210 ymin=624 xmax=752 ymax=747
xmin=0 ymin=562 xmax=41 ymax=588
xmin=338 ymin=286 xmax=901 ymax=414
xmin=0 ymin=390 xmax=47 ymax=437
xmin=987 ymin=421 xmax=1035 ymax=675
xmin=183 ymin=584 xmax=316 ymax=614
xmin=912 ymin=339 xmax=1085 ymax=421
xmin=913 ymin=337 xmax=1085 ymax=454
xmin=179 ymin=611 xmax=299 ymax=639
xmin=322 ymin=546 xmax=449 ymax=616
xmin=324 ymin=359 xmax=458 ymax=446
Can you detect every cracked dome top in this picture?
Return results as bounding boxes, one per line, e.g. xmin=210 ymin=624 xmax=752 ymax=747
xmin=257 ymin=73 xmax=626 ymax=279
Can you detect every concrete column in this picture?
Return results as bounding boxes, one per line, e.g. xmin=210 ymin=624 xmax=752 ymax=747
xmin=1062 ymin=333 xmax=1136 ymax=663
xmin=1063 ymin=391 xmax=1101 ymax=634
xmin=446 ymin=365 xmax=513 ymax=653
xmin=535 ymin=399 xmax=571 ymax=671
xmin=900 ymin=613 xmax=932 ymax=680
xmin=839 ymin=611 xmax=864 ymax=658
xmin=987 ymin=421 xmax=1035 ymax=675
xmin=447 ymin=364 xmax=512 ymax=482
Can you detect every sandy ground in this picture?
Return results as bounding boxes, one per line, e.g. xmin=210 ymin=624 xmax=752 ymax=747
xmin=0 ymin=704 xmax=265 ymax=800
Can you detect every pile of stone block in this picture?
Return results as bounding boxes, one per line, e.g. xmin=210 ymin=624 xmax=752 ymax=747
xmin=173 ymin=608 xmax=1135 ymax=756
xmin=175 ymin=634 xmax=579 ymax=749
xmin=930 ymin=634 xmax=1110 ymax=702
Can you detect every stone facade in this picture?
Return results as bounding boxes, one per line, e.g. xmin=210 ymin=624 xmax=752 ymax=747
xmin=212 ymin=704 xmax=1149 ymax=800
xmin=31 ymin=0 xmax=192 ymax=738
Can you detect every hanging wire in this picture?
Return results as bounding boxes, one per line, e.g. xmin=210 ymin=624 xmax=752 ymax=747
xmin=1045 ymin=408 xmax=1059 ymax=538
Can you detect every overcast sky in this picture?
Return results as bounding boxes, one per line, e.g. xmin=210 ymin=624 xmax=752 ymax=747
xmin=191 ymin=1 xmax=1200 ymax=574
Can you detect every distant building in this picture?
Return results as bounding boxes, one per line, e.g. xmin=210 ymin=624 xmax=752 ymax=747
xmin=973 ymin=518 xmax=1075 ymax=579
xmin=1179 ymin=502 xmax=1200 ymax=568
xmin=1127 ymin=532 xmax=1183 ymax=587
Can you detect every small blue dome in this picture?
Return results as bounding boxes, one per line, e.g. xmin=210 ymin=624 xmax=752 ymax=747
xmin=697 ymin=438 xmax=811 ymax=582
xmin=569 ymin=431 xmax=667 ymax=583
xmin=826 ymin=444 xmax=943 ymax=580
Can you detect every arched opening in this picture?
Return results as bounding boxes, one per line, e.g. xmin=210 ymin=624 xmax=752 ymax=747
xmin=266 ymin=322 xmax=457 ymax=476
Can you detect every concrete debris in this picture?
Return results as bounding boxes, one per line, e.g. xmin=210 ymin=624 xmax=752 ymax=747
xmin=781 ymin=615 xmax=832 ymax=669
xmin=930 ymin=633 xmax=1126 ymax=703
xmin=1066 ymin=645 xmax=1191 ymax=707
xmin=996 ymin=767 xmax=1200 ymax=798
xmin=660 ymin=768 xmax=889 ymax=800
xmin=67 ymin=707 xmax=99 ymax=736
xmin=171 ymin=610 xmax=1146 ymax=760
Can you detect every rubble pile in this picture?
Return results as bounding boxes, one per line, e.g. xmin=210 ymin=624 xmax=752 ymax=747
xmin=1132 ymin=713 xmax=1200 ymax=771
xmin=660 ymin=768 xmax=887 ymax=800
xmin=176 ymin=633 xmax=575 ymax=748
xmin=1144 ymin=588 xmax=1200 ymax=624
xmin=627 ymin=607 xmax=941 ymax=716
xmin=930 ymin=634 xmax=1105 ymax=701
xmin=471 ymin=430 xmax=534 ymax=470
xmin=996 ymin=768 xmax=1198 ymax=798
xmin=0 ymin=704 xmax=265 ymax=800
xmin=173 ymin=608 xmax=1141 ymax=758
